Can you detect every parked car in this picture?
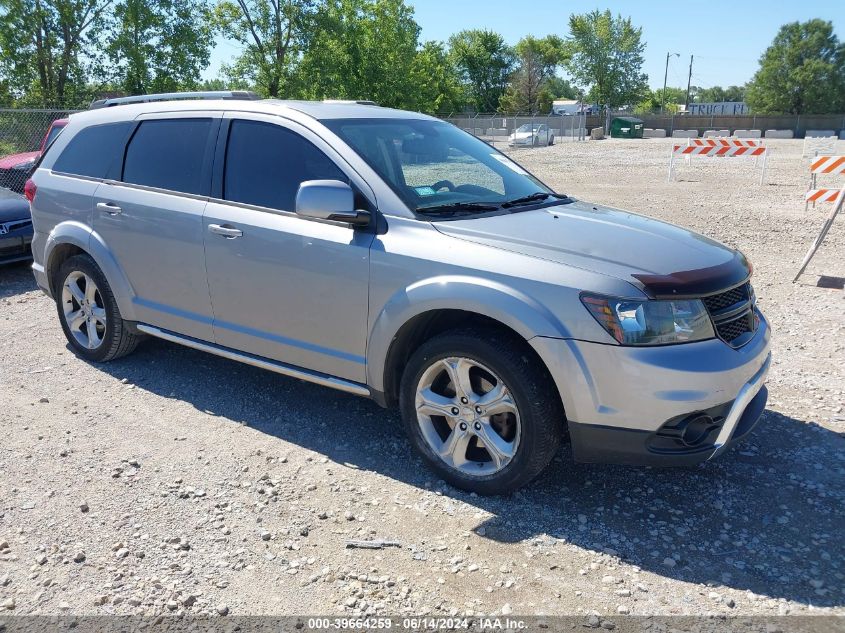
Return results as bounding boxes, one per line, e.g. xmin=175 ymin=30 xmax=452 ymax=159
xmin=0 ymin=118 xmax=68 ymax=194
xmin=0 ymin=193 xmax=33 ymax=265
xmin=508 ymin=123 xmax=554 ymax=147
xmin=28 ymin=92 xmax=770 ymax=495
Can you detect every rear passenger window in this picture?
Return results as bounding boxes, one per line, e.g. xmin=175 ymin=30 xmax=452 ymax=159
xmin=123 ymin=119 xmax=212 ymax=194
xmin=224 ymin=120 xmax=346 ymax=211
xmin=52 ymin=122 xmax=132 ymax=179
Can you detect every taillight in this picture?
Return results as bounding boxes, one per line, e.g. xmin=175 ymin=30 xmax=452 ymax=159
xmin=24 ymin=179 xmax=36 ymax=203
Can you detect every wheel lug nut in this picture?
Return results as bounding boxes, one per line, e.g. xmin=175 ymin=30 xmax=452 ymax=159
xmin=474 ymin=422 xmax=481 ymax=431
xmin=460 ymin=397 xmax=468 ymax=404
xmin=459 ymin=422 xmax=467 ymax=431
xmin=451 ymin=407 xmax=459 ymax=415
xmin=475 ymin=406 xmax=482 ymax=414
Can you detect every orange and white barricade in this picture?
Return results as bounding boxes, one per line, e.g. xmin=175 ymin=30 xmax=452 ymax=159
xmin=668 ymin=141 xmax=769 ymax=184
xmin=794 ymin=156 xmax=845 ymax=281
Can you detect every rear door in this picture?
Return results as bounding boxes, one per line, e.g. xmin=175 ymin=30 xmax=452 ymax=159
xmin=202 ymin=114 xmax=375 ymax=382
xmin=93 ymin=113 xmax=220 ymax=340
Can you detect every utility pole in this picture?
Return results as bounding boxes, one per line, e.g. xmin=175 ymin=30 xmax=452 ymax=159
xmin=662 ymin=52 xmax=679 ymax=113
xmin=685 ymin=54 xmax=694 ymax=110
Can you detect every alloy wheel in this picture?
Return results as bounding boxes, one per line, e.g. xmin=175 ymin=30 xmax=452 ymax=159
xmin=61 ymin=271 xmax=107 ymax=350
xmin=415 ymin=357 xmax=521 ymax=477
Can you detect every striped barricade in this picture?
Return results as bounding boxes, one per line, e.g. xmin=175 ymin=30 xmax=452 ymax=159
xmin=805 ymin=156 xmax=845 ymax=209
xmin=688 ymin=138 xmax=764 ymax=147
xmin=794 ymin=157 xmax=845 ymax=281
xmin=668 ymin=143 xmax=769 ymax=183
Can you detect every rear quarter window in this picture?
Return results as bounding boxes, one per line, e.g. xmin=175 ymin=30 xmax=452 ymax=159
xmin=52 ymin=122 xmax=132 ymax=179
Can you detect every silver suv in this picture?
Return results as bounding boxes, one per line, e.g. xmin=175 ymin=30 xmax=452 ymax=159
xmin=28 ymin=93 xmax=771 ymax=494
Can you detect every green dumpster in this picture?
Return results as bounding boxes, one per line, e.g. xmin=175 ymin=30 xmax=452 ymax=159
xmin=610 ymin=116 xmax=644 ymax=139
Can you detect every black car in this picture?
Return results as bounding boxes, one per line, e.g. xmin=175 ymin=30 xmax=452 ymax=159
xmin=0 ymin=195 xmax=33 ymax=265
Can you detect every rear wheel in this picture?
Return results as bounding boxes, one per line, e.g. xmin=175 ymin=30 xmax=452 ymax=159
xmin=548 ymin=135 xmax=555 ymax=146
xmin=55 ymin=254 xmax=140 ymax=362
xmin=399 ymin=329 xmax=564 ymax=495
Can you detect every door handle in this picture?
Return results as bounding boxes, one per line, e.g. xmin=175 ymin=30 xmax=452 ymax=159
xmin=208 ymin=223 xmax=243 ymax=239
xmin=96 ymin=202 xmax=122 ymax=215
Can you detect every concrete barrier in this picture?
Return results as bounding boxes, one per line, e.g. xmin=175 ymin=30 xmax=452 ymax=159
xmin=765 ymin=129 xmax=794 ymax=139
xmin=806 ymin=130 xmax=836 ymax=138
xmin=703 ymin=129 xmax=730 ymax=138
xmin=643 ymin=128 xmax=667 ymax=138
xmin=671 ymin=130 xmax=698 ymax=138
xmin=733 ymin=129 xmax=762 ymax=138
xmin=590 ymin=127 xmax=605 ymax=140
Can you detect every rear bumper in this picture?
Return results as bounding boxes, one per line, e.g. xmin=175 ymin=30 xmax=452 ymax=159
xmin=530 ymin=311 xmax=771 ymax=466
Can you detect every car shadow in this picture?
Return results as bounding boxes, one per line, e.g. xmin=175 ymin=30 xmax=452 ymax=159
xmin=93 ymin=337 xmax=844 ymax=609
xmin=0 ymin=259 xmax=37 ymax=297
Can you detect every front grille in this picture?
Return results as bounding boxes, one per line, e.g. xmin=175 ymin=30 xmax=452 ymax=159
xmin=701 ymin=282 xmax=757 ymax=347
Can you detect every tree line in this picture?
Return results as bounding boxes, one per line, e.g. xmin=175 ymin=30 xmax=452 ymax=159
xmin=0 ymin=1 xmax=842 ymax=115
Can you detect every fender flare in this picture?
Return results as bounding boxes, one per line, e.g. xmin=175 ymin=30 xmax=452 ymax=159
xmin=44 ymin=221 xmax=137 ymax=321
xmin=366 ymin=275 xmax=571 ymax=393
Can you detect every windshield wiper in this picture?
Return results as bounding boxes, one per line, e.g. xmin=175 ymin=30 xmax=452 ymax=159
xmin=417 ymin=201 xmax=500 ymax=216
xmin=500 ymin=192 xmax=569 ymax=209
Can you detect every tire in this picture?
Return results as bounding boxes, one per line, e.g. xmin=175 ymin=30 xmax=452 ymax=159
xmin=532 ymin=136 xmax=539 ymax=147
xmin=55 ymin=254 xmax=140 ymax=362
xmin=548 ymin=135 xmax=555 ymax=146
xmin=399 ymin=328 xmax=565 ymax=495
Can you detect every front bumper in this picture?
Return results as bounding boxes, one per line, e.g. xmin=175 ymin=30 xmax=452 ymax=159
xmin=530 ymin=311 xmax=771 ymax=466
xmin=0 ymin=221 xmax=33 ymax=265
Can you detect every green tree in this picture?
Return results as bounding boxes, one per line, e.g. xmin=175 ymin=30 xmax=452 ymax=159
xmin=407 ymin=41 xmax=464 ymax=114
xmin=692 ymin=85 xmax=746 ymax=103
xmin=634 ymin=87 xmax=685 ymax=114
xmin=498 ymin=35 xmax=568 ymax=114
xmin=213 ymin=0 xmax=317 ymax=97
xmin=296 ymin=0 xmax=420 ymax=107
xmin=0 ymin=0 xmax=113 ymax=106
xmin=447 ymin=29 xmax=513 ymax=113
xmin=107 ymin=0 xmax=214 ymax=95
xmin=566 ymin=9 xmax=648 ymax=108
xmin=746 ymin=19 xmax=845 ymax=114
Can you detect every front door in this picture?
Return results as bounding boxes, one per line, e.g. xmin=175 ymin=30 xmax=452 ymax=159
xmin=203 ymin=116 xmax=374 ymax=383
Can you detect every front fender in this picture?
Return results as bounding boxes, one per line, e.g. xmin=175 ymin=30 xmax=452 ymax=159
xmin=366 ymin=275 xmax=571 ymax=393
xmin=44 ymin=221 xmax=137 ymax=321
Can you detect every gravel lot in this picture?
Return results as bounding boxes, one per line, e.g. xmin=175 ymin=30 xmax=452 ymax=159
xmin=0 ymin=137 xmax=843 ymax=621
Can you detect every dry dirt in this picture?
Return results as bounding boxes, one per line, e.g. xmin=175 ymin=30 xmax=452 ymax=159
xmin=0 ymin=137 xmax=843 ymax=622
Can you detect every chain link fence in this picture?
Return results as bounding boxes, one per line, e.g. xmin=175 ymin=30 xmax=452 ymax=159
xmin=0 ymin=108 xmax=80 ymax=194
xmin=439 ymin=111 xmax=845 ymax=143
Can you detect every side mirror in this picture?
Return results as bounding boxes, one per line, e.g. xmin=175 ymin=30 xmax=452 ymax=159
xmin=295 ymin=180 xmax=369 ymax=225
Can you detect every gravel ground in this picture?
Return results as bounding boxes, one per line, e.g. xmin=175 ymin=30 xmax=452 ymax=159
xmin=0 ymin=137 xmax=843 ymax=621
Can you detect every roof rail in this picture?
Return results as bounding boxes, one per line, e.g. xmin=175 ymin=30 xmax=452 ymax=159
xmin=322 ymin=99 xmax=379 ymax=106
xmin=89 ymin=91 xmax=262 ymax=109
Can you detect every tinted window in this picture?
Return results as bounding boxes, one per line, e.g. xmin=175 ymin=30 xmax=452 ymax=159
xmin=52 ymin=122 xmax=131 ymax=178
xmin=123 ymin=119 xmax=212 ymax=194
xmin=224 ymin=120 xmax=346 ymax=211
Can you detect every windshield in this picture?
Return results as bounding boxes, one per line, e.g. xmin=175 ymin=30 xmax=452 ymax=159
xmin=516 ymin=124 xmax=541 ymax=132
xmin=322 ymin=118 xmax=554 ymax=216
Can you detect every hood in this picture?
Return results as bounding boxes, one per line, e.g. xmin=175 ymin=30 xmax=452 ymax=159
xmin=433 ymin=200 xmax=750 ymax=298
xmin=0 ymin=195 xmax=31 ymax=223
xmin=510 ymin=131 xmax=535 ymax=139
xmin=0 ymin=150 xmax=39 ymax=170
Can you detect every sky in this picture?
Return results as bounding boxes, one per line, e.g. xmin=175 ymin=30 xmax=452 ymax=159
xmin=204 ymin=0 xmax=845 ymax=91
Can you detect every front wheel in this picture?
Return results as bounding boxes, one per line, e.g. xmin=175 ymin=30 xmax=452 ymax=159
xmin=399 ymin=329 xmax=565 ymax=495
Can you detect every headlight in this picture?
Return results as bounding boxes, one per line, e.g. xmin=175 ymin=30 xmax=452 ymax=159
xmin=13 ymin=159 xmax=35 ymax=170
xmin=581 ymin=293 xmax=715 ymax=345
